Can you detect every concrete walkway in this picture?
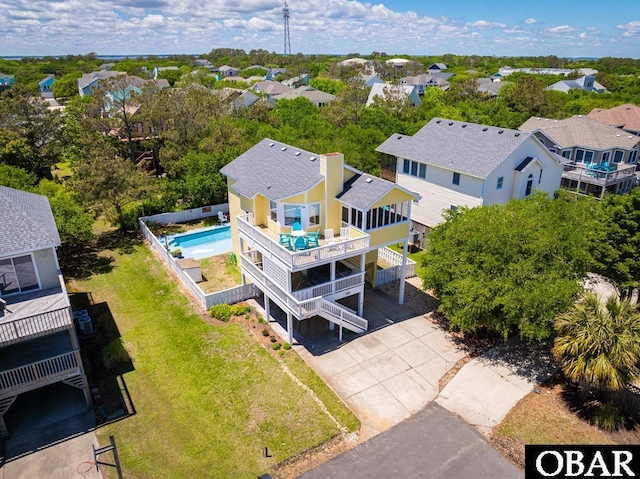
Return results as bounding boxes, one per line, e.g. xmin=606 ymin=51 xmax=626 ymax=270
xmin=436 ymin=339 xmax=557 ymax=436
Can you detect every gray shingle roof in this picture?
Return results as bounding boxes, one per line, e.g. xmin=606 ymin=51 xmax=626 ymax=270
xmin=0 ymin=186 xmax=60 ymax=257
xmin=376 ymin=118 xmax=531 ymax=179
xmin=337 ymin=174 xmax=396 ymax=210
xmin=220 ymin=139 xmax=324 ymax=200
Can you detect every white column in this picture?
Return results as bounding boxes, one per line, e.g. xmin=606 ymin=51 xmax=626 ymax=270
xmin=398 ymin=201 xmax=412 ymax=305
xmin=358 ymin=290 xmax=364 ymax=317
xmin=329 ymin=321 xmax=335 ymax=331
xmin=339 ymin=324 xmax=343 ymax=342
xmin=264 ymin=294 xmax=270 ymax=322
xmin=239 ymin=237 xmax=246 ymax=285
xmin=287 ymin=311 xmax=293 ymax=345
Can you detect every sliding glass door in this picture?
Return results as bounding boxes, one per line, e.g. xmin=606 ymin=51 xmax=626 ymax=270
xmin=0 ymin=255 xmax=39 ymax=295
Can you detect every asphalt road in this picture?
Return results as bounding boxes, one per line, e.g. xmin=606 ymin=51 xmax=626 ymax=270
xmin=299 ymin=402 xmax=523 ymax=479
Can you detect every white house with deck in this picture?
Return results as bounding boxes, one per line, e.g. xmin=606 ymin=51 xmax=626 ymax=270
xmin=376 ymin=118 xmax=563 ymax=242
xmin=0 ymin=187 xmax=90 ymax=438
xmin=220 ymin=140 xmax=418 ymax=343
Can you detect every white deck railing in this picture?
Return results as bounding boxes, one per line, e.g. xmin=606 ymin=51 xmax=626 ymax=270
xmin=240 ymin=254 xmax=367 ymax=333
xmin=291 ymin=272 xmax=365 ymax=301
xmin=0 ymin=307 xmax=73 ymax=347
xmin=0 ymin=350 xmax=82 ymax=395
xmin=379 ymin=246 xmax=417 ymax=278
xmin=139 ymin=219 xmax=258 ymax=312
xmin=237 ymin=214 xmax=370 ymax=271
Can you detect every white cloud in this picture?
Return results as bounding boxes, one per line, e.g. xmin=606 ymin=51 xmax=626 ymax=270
xmin=503 ymin=27 xmax=527 ymax=34
xmin=616 ymin=20 xmax=640 ymax=37
xmin=465 ymin=20 xmax=506 ymax=29
xmin=524 ymin=18 xmax=537 ymax=24
xmin=541 ymin=25 xmax=577 ymax=37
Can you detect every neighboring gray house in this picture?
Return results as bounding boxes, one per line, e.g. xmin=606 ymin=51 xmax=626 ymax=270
xmin=366 ymin=83 xmax=422 ymax=107
xmin=401 ymin=72 xmax=454 ymax=94
xmin=250 ymin=80 xmax=293 ymax=98
xmin=546 ymin=75 xmax=607 ymax=94
xmin=476 ymin=78 xmax=509 ymax=97
xmin=427 ymin=63 xmax=448 ymax=72
xmin=360 ymin=74 xmax=384 ymax=87
xmin=194 ymin=59 xmax=214 ymax=71
xmin=216 ymin=88 xmax=261 ymax=110
xmin=77 ymin=70 xmax=121 ymax=96
xmin=219 ymin=65 xmax=240 ymax=77
xmin=282 ymin=74 xmax=310 ymax=88
xmin=376 ymin=118 xmax=563 ymax=235
xmin=0 ymin=187 xmax=91 ymax=438
xmin=520 ymin=115 xmax=639 ymax=197
xmin=271 ymin=86 xmax=336 ymax=107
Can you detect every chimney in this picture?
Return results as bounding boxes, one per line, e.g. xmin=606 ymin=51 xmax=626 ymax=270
xmin=321 ymin=153 xmax=345 ymax=232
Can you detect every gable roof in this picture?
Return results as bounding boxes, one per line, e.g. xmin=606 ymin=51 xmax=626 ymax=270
xmin=39 ymin=76 xmax=55 ymax=86
xmin=77 ymin=70 xmax=121 ymax=91
xmin=588 ymin=104 xmax=640 ymax=134
xmin=0 ymin=187 xmax=61 ymax=257
xmin=376 ymin=118 xmax=532 ymax=179
xmin=271 ymin=86 xmax=335 ymax=103
xmin=252 ymin=80 xmax=293 ymax=96
xmin=519 ymin=115 xmax=639 ymax=150
xmin=428 ymin=63 xmax=448 ymax=70
xmin=220 ymin=139 xmax=324 ymax=200
xmin=366 ymin=83 xmax=420 ymax=107
xmin=546 ymin=75 xmax=607 ymax=93
xmin=337 ymin=173 xmax=396 ymax=210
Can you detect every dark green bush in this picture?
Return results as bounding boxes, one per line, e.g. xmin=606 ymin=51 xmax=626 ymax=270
xmin=209 ymin=304 xmax=251 ymax=322
xmin=272 ymin=342 xmax=281 ymax=350
xmin=282 ymin=342 xmax=291 ymax=350
xmin=261 ymin=328 xmax=269 ymax=337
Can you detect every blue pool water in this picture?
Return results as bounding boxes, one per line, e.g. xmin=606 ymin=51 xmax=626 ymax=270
xmin=166 ymin=225 xmax=233 ymax=259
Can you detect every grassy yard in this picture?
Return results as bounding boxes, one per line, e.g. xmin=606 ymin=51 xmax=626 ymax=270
xmin=198 ymin=253 xmax=242 ymax=293
xmin=66 ymin=236 xmax=358 ymax=478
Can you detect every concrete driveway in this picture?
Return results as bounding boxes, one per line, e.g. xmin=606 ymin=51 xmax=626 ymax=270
xmin=299 ymin=402 xmax=522 ymax=479
xmin=298 ymin=316 xmax=466 ymax=440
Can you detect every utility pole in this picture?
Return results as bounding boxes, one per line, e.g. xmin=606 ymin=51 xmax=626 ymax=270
xmin=283 ymin=1 xmax=291 ymax=56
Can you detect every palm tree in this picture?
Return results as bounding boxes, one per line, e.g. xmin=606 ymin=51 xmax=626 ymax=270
xmin=553 ymin=293 xmax=640 ymax=392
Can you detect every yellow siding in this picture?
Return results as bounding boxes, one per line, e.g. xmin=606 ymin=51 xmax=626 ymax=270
xmin=240 ymin=195 xmax=253 ymax=213
xmin=227 ymin=180 xmax=242 ymax=256
xmin=282 ymin=193 xmax=305 ymax=204
xmin=254 ymin=195 xmax=269 ymax=227
xmin=367 ymin=222 xmax=411 ymax=248
xmin=342 ymin=167 xmax=357 ymax=182
xmin=306 ymin=182 xmax=324 ymax=203
xmin=323 ymin=154 xmax=345 ymax=234
xmin=370 ymin=188 xmax=415 ymax=209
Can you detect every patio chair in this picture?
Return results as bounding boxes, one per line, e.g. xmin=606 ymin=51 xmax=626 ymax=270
xmin=307 ymin=231 xmax=319 ymax=248
xmin=340 ymin=227 xmax=349 ymax=238
xmin=293 ymin=235 xmax=307 ymax=251
xmin=324 ymin=229 xmax=335 ymax=244
xmin=217 ymin=211 xmax=229 ymax=223
xmin=279 ymin=233 xmax=291 ymax=248
xmin=292 ymin=221 xmax=302 ymax=232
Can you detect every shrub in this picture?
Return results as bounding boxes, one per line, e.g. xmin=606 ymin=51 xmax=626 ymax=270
xmin=228 ymin=253 xmax=237 ymax=266
xmin=282 ymin=342 xmax=291 ymax=350
xmin=261 ymin=328 xmax=270 ymax=337
xmin=278 ymin=350 xmax=285 ymax=356
xmin=209 ymin=304 xmax=251 ymax=322
xmin=594 ymin=402 xmax=625 ymax=431
xmin=272 ymin=342 xmax=281 ymax=350
xmin=171 ymin=248 xmax=182 ymax=258
xmin=103 ymin=338 xmax=129 ymax=369
xmin=257 ymin=315 xmax=265 ymax=324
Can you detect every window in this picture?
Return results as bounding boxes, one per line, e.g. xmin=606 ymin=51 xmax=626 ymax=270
xmin=402 ymin=159 xmax=427 ymax=179
xmin=403 ymin=159 xmax=410 ymax=174
xmin=613 ymin=150 xmax=624 ymax=163
xmin=584 ymin=151 xmax=594 ymax=163
xmin=525 ymin=174 xmax=533 ymax=196
xmin=308 ymin=203 xmax=320 ymax=226
xmin=452 ymin=172 xmax=460 ymax=185
xmin=410 ymin=161 xmax=418 ymax=176
xmin=450 ymin=205 xmax=457 ymax=212
xmin=0 ymin=255 xmax=39 ymax=296
xmin=629 ymin=150 xmax=638 ymax=164
xmin=419 ymin=163 xmax=426 ymax=179
xmin=602 ymin=152 xmax=610 ymax=164
xmin=539 ymin=169 xmax=543 ymax=184
xmin=575 ymin=149 xmax=585 ymax=163
xmin=561 ymin=150 xmax=571 ymax=159
xmin=269 ymin=200 xmax=277 ymax=222
xmin=497 ymin=177 xmax=504 ymax=190
xmin=283 ymin=204 xmax=301 ymax=226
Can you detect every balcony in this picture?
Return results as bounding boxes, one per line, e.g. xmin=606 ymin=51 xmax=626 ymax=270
xmin=562 ymin=162 xmax=637 ymax=186
xmin=0 ymin=276 xmax=73 ymax=347
xmin=237 ymin=213 xmax=370 ymax=272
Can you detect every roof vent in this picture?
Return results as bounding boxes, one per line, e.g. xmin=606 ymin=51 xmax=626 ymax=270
xmin=482 ymin=127 xmax=488 ymax=132
xmin=515 ymin=133 xmax=520 ymax=137
xmin=448 ymin=122 xmax=453 ymax=126
xmin=281 ymin=147 xmax=287 ymax=151
xmin=436 ymin=119 xmax=441 ymax=124
xmin=295 ymin=151 xmax=301 ymax=156
xmin=397 ymin=135 xmax=402 ymax=139
xmin=498 ymin=130 xmax=504 ymax=134
xmin=268 ymin=142 xmax=274 ymax=147
xmin=629 ymin=136 xmax=633 ymax=139
xmin=365 ymin=178 xmax=373 ymax=183
xmin=616 ymin=134 xmax=621 ymax=137
xmin=309 ymin=156 xmax=316 ymax=161
xmin=461 ymin=124 xmax=467 ymax=128
xmin=578 ymin=115 xmax=583 ymax=118
xmin=626 ymin=107 xmax=631 ymax=110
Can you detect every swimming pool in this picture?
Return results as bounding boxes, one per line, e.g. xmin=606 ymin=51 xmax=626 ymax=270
xmin=166 ymin=225 xmax=233 ymax=259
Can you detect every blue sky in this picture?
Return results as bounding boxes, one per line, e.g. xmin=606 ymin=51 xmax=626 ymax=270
xmin=1 ymin=0 xmax=639 ymax=58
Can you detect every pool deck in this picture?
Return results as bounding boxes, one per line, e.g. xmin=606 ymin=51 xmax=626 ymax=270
xmin=166 ymin=224 xmax=233 ymax=260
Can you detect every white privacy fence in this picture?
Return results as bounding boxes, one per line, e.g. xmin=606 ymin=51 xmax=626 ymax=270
xmin=140 ymin=203 xmax=229 ymax=225
xmin=138 ymin=219 xmax=258 ymax=312
xmin=376 ymin=246 xmax=418 ymax=287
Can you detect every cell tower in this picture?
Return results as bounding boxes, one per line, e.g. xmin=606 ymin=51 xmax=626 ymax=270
xmin=283 ymin=1 xmax=291 ymax=56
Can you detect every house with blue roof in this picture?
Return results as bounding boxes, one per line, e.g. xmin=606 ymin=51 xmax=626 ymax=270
xmin=0 ymin=187 xmax=91 ymax=438
xmin=0 ymin=72 xmax=15 ymax=92
xmin=39 ymin=75 xmax=55 ymax=93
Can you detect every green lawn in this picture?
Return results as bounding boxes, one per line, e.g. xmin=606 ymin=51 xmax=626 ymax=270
xmin=68 ymin=239 xmax=358 ymax=478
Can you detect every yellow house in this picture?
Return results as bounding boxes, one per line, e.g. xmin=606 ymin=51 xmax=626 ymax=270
xmin=221 ymin=139 xmax=418 ymax=344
